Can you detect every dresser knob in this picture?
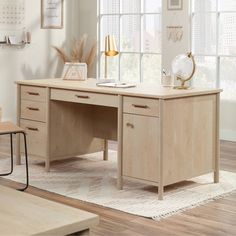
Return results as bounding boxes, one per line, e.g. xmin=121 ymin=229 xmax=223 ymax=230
xmin=126 ymin=123 xmax=134 ymax=128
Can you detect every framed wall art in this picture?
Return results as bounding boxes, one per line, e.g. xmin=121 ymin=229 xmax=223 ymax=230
xmin=167 ymin=0 xmax=183 ymax=10
xmin=41 ymin=0 xmax=64 ymax=29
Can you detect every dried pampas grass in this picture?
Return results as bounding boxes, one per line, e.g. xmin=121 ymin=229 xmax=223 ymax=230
xmin=52 ymin=46 xmax=71 ymax=63
xmin=86 ymin=43 xmax=97 ymax=68
xmin=53 ymin=34 xmax=97 ymax=76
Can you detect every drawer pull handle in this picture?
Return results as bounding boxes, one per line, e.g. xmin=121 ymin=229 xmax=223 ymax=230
xmin=126 ymin=123 xmax=134 ymax=128
xmin=132 ymin=104 xmax=149 ymax=109
xmin=27 ymin=92 xmax=39 ymax=96
xmin=27 ymin=107 xmax=39 ymax=111
xmin=26 ymin=127 xmax=39 ymax=131
xmin=75 ymin=95 xmax=90 ymax=99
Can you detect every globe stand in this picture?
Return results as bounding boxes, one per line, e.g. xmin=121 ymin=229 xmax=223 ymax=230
xmin=173 ymin=77 xmax=191 ymax=90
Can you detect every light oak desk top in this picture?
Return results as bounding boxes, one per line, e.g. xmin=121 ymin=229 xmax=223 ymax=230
xmin=16 ymin=78 xmax=222 ymax=200
xmin=16 ymin=78 xmax=222 ymax=100
xmin=0 ymin=186 xmax=99 ymax=236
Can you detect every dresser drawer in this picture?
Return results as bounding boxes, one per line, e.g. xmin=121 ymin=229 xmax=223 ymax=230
xmin=21 ymin=100 xmax=46 ymax=122
xmin=51 ymin=89 xmax=118 ymax=108
xmin=21 ymin=86 xmax=46 ymax=102
xmin=123 ymin=96 xmax=159 ymax=117
xmin=20 ymin=119 xmax=47 ymax=158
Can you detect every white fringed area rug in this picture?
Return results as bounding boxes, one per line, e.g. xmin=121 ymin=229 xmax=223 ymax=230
xmin=1 ymin=151 xmax=236 ymax=220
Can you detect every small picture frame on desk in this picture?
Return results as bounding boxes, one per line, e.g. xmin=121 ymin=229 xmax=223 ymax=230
xmin=63 ymin=63 xmax=87 ymax=81
xmin=41 ymin=0 xmax=64 ymax=29
xmin=167 ymin=0 xmax=183 ymax=10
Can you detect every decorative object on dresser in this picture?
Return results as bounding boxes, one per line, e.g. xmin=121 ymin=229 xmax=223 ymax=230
xmin=104 ymin=35 xmax=119 ymax=79
xmin=63 ymin=62 xmax=87 ymax=81
xmin=97 ymin=35 xmax=119 ymax=84
xmin=41 ymin=0 xmax=64 ymax=29
xmin=15 ymin=78 xmax=222 ymax=200
xmin=161 ymin=70 xmax=173 ymax=87
xmin=53 ymin=34 xmax=97 ymax=77
xmin=172 ymin=52 xmax=196 ymax=89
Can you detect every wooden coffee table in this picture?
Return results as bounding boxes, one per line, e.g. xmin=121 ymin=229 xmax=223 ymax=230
xmin=0 ymin=185 xmax=99 ymax=235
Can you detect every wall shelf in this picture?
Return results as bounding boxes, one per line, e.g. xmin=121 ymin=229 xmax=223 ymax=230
xmin=0 ymin=42 xmax=30 ymax=49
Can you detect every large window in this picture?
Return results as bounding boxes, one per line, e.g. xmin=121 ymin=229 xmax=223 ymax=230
xmin=98 ymin=0 xmax=162 ymax=83
xmin=192 ymin=0 xmax=236 ymax=100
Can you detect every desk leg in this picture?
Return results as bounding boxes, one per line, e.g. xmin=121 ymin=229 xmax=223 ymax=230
xmin=158 ymin=99 xmax=164 ymax=200
xmin=16 ymin=84 xmax=21 ymax=165
xmin=117 ymin=95 xmax=123 ymax=190
xmin=103 ymin=139 xmax=108 ymax=161
xmin=45 ymin=87 xmax=51 ymax=173
xmin=45 ymin=159 xmax=50 ymax=172
xmin=214 ymin=94 xmax=220 ymax=183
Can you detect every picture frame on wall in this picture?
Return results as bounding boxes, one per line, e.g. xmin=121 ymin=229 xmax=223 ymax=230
xmin=167 ymin=0 xmax=183 ymax=10
xmin=41 ymin=0 xmax=64 ymax=29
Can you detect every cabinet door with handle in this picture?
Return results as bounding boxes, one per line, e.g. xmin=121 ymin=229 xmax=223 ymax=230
xmin=122 ymin=114 xmax=159 ymax=182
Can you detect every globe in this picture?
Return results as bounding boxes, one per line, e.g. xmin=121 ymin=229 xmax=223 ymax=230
xmin=172 ymin=54 xmax=195 ymax=80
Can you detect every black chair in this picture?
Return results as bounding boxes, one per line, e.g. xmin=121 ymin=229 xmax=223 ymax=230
xmin=0 ymin=122 xmax=29 ymax=191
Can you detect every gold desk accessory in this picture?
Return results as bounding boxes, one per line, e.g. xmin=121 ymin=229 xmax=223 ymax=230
xmin=97 ymin=35 xmax=119 ymax=84
xmin=172 ymin=52 xmax=196 ymax=90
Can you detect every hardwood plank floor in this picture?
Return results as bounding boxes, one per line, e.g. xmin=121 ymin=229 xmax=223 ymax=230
xmin=0 ymin=138 xmax=235 ymax=236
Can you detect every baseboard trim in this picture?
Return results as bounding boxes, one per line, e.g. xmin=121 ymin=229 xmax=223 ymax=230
xmin=220 ymin=129 xmax=236 ymax=142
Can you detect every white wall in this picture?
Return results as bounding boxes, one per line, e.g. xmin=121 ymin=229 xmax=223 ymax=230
xmin=162 ymin=0 xmax=190 ymax=71
xmin=0 ymin=0 xmax=74 ymax=121
xmin=77 ymin=0 xmax=98 ymax=77
xmin=221 ymin=101 xmax=236 ymax=142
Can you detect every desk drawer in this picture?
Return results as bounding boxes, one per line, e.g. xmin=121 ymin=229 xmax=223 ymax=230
xmin=21 ymin=86 xmax=46 ymax=102
xmin=51 ymin=89 xmax=118 ymax=108
xmin=123 ymin=96 xmax=159 ymax=117
xmin=20 ymin=119 xmax=47 ymax=158
xmin=21 ymin=100 xmax=46 ymax=122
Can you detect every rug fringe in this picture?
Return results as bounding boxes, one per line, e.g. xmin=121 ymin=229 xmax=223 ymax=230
xmin=152 ymin=189 xmax=235 ymax=221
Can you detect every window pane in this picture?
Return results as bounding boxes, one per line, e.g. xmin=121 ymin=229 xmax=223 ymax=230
xmin=219 ymin=0 xmax=236 ymax=12
xmin=120 ymin=54 xmax=140 ymax=82
xmin=99 ymin=53 xmax=119 ymax=80
xmin=142 ymin=54 xmax=161 ymax=84
xmin=192 ymin=56 xmax=216 ymax=88
xmin=219 ymin=13 xmax=236 ymax=55
xmin=192 ymin=0 xmax=216 ymax=12
xmin=143 ymin=0 xmax=162 ymax=13
xmin=121 ymin=0 xmax=140 ymax=13
xmin=192 ymin=13 xmax=217 ymax=55
xmin=100 ymin=0 xmax=119 ymax=14
xmin=100 ymin=15 xmax=119 ymax=51
xmin=121 ymin=15 xmax=140 ymax=52
xmin=220 ymin=57 xmax=236 ymax=100
xmin=142 ymin=14 xmax=161 ymax=53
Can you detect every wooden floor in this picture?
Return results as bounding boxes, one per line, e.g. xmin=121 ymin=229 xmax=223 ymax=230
xmin=0 ymin=139 xmax=236 ymax=236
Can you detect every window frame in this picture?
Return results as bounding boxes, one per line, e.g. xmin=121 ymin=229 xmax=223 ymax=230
xmin=97 ymin=0 xmax=162 ymax=82
xmin=191 ymin=0 xmax=236 ymax=91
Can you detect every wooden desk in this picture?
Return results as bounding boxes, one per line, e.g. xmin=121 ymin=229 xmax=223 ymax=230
xmin=0 ymin=185 xmax=99 ymax=235
xmin=16 ymin=79 xmax=222 ymax=200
